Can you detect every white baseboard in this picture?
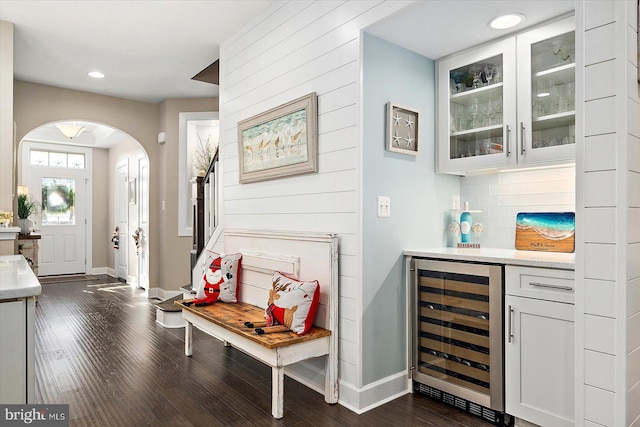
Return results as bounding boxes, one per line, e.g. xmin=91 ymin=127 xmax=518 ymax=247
xmin=147 ymin=288 xmax=182 ymax=301
xmin=90 ymin=267 xmax=115 ymax=277
xmin=338 ymin=372 xmax=410 ymax=414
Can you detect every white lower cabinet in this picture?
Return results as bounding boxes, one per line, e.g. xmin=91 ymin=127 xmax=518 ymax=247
xmin=505 ymin=266 xmax=575 ymax=427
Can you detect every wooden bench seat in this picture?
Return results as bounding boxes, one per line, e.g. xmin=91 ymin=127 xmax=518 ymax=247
xmin=179 ymin=230 xmax=339 ymax=419
xmin=176 ymin=300 xmax=331 ymax=348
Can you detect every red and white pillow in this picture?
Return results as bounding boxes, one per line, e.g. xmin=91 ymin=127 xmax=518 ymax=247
xmin=265 ymin=271 xmax=320 ymax=335
xmin=195 ymin=252 xmax=242 ymax=304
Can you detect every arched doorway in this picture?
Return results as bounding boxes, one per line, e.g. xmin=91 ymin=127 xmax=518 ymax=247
xmin=17 ymin=120 xmax=150 ymax=291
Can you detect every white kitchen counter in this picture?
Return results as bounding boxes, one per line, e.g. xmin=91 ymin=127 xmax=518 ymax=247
xmin=0 ymin=226 xmax=20 ymax=240
xmin=404 ymin=247 xmax=575 ymax=270
xmin=0 ymin=255 xmax=41 ymax=300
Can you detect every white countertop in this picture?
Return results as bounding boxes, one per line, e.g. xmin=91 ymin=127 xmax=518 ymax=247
xmin=0 ymin=255 xmax=42 ymax=300
xmin=404 ymin=247 xmax=575 ymax=270
xmin=0 ymin=226 xmax=21 ymax=240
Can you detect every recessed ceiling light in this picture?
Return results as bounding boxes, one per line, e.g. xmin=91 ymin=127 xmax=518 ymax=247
xmin=88 ymin=71 xmax=105 ymax=79
xmin=537 ymin=92 xmax=550 ymax=97
xmin=489 ymin=13 xmax=524 ymax=30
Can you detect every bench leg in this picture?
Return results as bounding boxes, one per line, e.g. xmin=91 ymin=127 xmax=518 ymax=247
xmin=324 ymin=352 xmax=338 ymax=404
xmin=185 ymin=321 xmax=193 ymax=356
xmin=271 ymin=366 xmax=284 ymax=419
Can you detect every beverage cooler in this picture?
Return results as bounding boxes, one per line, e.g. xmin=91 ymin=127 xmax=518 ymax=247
xmin=410 ymin=258 xmax=506 ymax=423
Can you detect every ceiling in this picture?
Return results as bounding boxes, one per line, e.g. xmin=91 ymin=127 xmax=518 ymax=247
xmin=2 ymin=1 xmax=574 ymax=148
xmin=0 ymin=0 xmax=274 ymax=104
xmin=365 ymin=0 xmax=575 ymax=60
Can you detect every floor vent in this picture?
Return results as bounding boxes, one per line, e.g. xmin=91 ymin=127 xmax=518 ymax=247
xmin=414 ymin=382 xmax=513 ymax=426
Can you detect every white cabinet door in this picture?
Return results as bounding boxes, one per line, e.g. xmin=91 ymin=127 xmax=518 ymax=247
xmin=436 ymin=16 xmax=575 ymax=174
xmin=437 ymin=37 xmax=517 ymax=174
xmin=516 ymin=16 xmax=576 ymax=165
xmin=0 ymin=300 xmax=27 ymax=403
xmin=505 ymin=295 xmax=574 ymax=427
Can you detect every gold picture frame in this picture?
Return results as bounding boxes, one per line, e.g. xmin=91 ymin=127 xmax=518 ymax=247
xmin=386 ymin=102 xmax=420 ymax=156
xmin=237 ymin=92 xmax=318 ymax=184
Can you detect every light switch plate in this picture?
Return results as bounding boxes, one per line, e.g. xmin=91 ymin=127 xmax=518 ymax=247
xmin=377 ymin=196 xmax=391 ymax=218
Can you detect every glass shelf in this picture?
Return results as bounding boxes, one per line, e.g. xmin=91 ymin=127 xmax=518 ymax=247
xmin=534 ymin=62 xmax=575 ymax=79
xmin=451 ymin=83 xmax=503 ymax=101
xmin=532 ymin=111 xmax=575 ymax=131
xmin=451 ymin=124 xmax=503 ymax=138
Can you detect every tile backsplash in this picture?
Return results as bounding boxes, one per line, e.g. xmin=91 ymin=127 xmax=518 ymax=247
xmin=459 ymin=166 xmax=576 ymax=249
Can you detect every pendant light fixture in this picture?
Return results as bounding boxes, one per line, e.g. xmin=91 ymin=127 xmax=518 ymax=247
xmin=55 ymin=123 xmax=86 ymax=139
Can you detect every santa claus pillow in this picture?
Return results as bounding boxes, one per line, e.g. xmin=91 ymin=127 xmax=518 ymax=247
xmin=265 ymin=271 xmax=320 ymax=335
xmin=194 ymin=252 xmax=241 ymax=305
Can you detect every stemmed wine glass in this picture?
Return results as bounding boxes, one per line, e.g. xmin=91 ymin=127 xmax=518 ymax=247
xmin=470 ymin=66 xmax=483 ymax=89
xmin=484 ymin=64 xmax=495 ymax=87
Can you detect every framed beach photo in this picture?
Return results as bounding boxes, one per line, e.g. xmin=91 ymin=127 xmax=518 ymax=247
xmin=386 ymin=102 xmax=420 ymax=156
xmin=237 ymin=92 xmax=318 ymax=184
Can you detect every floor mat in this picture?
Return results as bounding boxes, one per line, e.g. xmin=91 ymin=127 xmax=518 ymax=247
xmin=38 ymin=274 xmax=100 ymax=284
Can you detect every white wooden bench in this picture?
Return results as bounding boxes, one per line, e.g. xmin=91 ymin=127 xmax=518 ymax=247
xmin=177 ymin=229 xmax=339 ymax=419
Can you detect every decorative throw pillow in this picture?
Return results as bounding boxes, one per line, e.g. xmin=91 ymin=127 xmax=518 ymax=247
xmin=265 ymin=271 xmax=320 ymax=335
xmin=193 ymin=252 xmax=241 ymax=306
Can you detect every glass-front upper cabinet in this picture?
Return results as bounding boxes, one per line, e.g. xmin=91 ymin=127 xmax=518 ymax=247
xmin=437 ymin=16 xmax=575 ymax=174
xmin=437 ymin=38 xmax=517 ymax=173
xmin=516 ymin=17 xmax=575 ymax=165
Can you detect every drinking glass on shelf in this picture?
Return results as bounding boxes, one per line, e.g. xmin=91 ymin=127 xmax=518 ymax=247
xmin=469 ymin=96 xmax=482 ymax=129
xmin=470 ymin=66 xmax=483 ymax=89
xmin=484 ymin=65 xmax=495 ymax=86
xmin=493 ymin=64 xmax=502 ymax=83
xmin=557 ymin=83 xmax=569 ymax=113
xmin=451 ymin=70 xmax=467 ymax=94
xmin=567 ymin=81 xmax=575 ymax=110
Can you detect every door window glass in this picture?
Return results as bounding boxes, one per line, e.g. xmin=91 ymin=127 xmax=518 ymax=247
xmin=30 ymin=150 xmax=85 ymax=169
xmin=49 ymin=152 xmax=67 ymax=168
xmin=41 ymin=178 xmax=75 ymax=225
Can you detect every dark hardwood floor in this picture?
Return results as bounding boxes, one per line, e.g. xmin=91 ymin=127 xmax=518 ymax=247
xmin=34 ymin=276 xmax=492 ymax=426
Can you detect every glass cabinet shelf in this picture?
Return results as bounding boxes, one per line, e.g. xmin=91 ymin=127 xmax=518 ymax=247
xmin=451 ymin=82 xmax=504 ymax=101
xmin=451 ymin=124 xmax=503 ymax=138
xmin=532 ymin=111 xmax=575 ymax=131
xmin=535 ymin=62 xmax=575 ymax=79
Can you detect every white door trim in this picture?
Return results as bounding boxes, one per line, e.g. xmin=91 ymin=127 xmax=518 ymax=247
xmin=20 ymin=141 xmax=93 ymax=275
xmin=178 ymin=111 xmax=219 ymax=237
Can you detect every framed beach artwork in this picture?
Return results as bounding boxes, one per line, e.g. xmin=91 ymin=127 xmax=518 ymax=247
xmin=237 ymin=92 xmax=318 ymax=184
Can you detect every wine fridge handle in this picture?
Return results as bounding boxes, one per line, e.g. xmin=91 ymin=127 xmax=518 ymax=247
xmin=508 ymin=305 xmax=514 ymax=343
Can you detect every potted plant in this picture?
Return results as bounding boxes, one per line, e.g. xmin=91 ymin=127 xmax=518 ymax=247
xmin=17 ymin=194 xmax=39 ymax=234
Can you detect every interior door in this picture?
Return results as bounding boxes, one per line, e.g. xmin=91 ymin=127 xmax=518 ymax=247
xmin=137 ymin=156 xmax=149 ymax=290
xmin=30 ymin=167 xmax=86 ymax=276
xmin=115 ymin=161 xmax=128 ymax=280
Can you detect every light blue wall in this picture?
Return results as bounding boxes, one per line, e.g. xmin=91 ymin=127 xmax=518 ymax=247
xmin=362 ymin=33 xmax=459 ymax=385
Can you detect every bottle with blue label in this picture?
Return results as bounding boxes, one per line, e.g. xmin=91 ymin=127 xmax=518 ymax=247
xmin=460 ymin=202 xmax=473 ymax=243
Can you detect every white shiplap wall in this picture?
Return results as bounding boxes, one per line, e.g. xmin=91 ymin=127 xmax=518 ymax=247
xmin=578 ymin=1 xmax=639 ymax=426
xmin=217 ymin=0 xmax=411 ymax=411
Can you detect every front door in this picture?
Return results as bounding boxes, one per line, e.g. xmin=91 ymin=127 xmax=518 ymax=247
xmin=30 ymin=167 xmax=86 ymax=276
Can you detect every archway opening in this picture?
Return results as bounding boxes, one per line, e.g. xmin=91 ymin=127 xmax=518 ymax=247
xmin=17 ymin=120 xmax=150 ymax=291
